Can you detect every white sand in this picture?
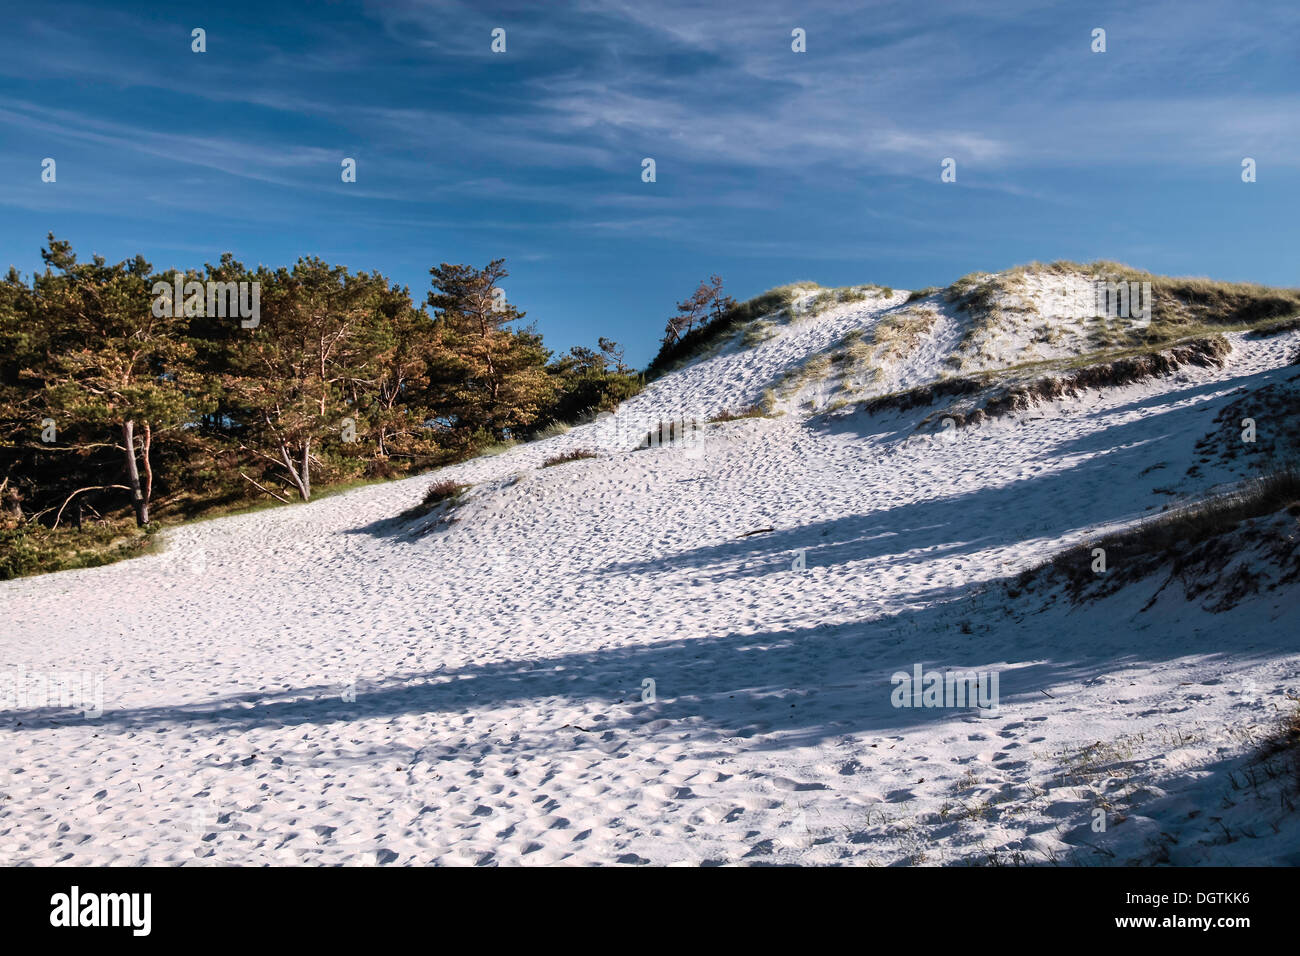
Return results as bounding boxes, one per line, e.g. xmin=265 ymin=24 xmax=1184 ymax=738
xmin=3 ymin=272 xmax=1299 ymax=865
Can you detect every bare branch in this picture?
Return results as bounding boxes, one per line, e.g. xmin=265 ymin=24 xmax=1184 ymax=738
xmin=53 ymin=485 xmax=131 ymax=529
xmin=238 ymin=472 xmax=291 ymax=503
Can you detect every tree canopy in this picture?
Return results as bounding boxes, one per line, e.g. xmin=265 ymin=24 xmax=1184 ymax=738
xmin=0 ymin=237 xmax=643 ymax=577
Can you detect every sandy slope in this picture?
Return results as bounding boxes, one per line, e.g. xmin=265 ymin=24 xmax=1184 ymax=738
xmin=3 ymin=276 xmax=1299 ymax=866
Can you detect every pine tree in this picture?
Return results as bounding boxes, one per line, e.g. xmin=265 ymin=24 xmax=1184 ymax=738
xmin=663 ymin=275 xmax=735 ymax=346
xmin=426 ymin=259 xmax=553 ymax=441
xmin=223 ymin=259 xmax=393 ymax=501
xmin=0 ymin=266 xmax=38 ymax=522
xmin=598 ymin=337 xmax=629 ymax=374
xmin=367 ymin=285 xmax=437 ymax=461
xmin=705 ymin=274 xmax=736 ymax=323
xmin=35 ymin=236 xmax=199 ymax=526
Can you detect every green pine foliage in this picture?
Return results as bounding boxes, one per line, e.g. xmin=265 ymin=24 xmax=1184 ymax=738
xmin=0 ymin=237 xmax=642 ymax=578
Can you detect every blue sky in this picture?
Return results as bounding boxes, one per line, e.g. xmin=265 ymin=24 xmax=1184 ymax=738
xmin=1 ymin=0 xmax=1297 ymax=366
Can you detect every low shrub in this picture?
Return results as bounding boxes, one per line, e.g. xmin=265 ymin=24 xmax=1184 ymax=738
xmin=707 ymin=406 xmax=767 ymax=423
xmin=542 ymin=448 xmax=599 ymax=467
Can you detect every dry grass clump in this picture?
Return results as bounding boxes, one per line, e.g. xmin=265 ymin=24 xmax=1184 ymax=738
xmin=858 ymin=336 xmax=1230 ymax=429
xmin=941 ymin=262 xmax=1300 ymax=368
xmin=925 ymin=337 xmax=1230 ymax=429
xmin=777 ymin=353 xmax=830 ymax=388
xmin=804 ymin=285 xmax=894 ymax=317
xmin=775 ymin=306 xmax=937 ymax=403
xmin=977 ymin=261 xmax=1300 ymax=344
xmin=638 ymin=419 xmax=700 ymax=449
xmin=541 ymin=448 xmax=599 ymax=467
xmin=399 ymin=478 xmax=471 ymax=521
xmin=1245 ymin=316 xmax=1300 ymax=339
xmin=943 ymin=272 xmax=1035 ymax=363
xmin=1252 ymin=699 xmax=1300 ymax=790
xmin=740 ymin=319 xmax=780 ymax=348
xmin=707 ymin=406 xmax=767 ymax=423
xmin=872 ymin=307 xmax=939 ymax=361
xmin=423 ymin=479 xmax=469 ymax=504
xmin=533 ymin=420 xmax=571 ymax=439
xmin=944 ymin=271 xmax=996 ymax=304
xmin=1019 ymin=467 xmax=1300 ymax=604
xmin=862 ymin=374 xmax=987 ymax=416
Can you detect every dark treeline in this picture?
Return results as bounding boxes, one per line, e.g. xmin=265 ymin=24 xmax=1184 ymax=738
xmin=0 ymin=235 xmax=641 ymax=576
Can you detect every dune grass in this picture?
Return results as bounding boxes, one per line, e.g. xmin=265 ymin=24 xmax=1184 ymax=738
xmin=871 ymin=306 xmax=940 ymax=361
xmin=647 ymin=282 xmax=819 ymax=376
xmin=533 ymin=420 xmax=571 ymax=440
xmin=803 ymin=284 xmax=893 ymax=318
xmin=541 ymin=448 xmax=599 ymax=467
xmin=740 ymin=319 xmax=780 ymax=348
xmin=707 ymin=405 xmax=768 ymax=423
xmin=945 ymin=261 xmax=1300 ymax=354
xmin=395 ymin=478 xmax=472 ymax=522
xmin=1021 ymin=466 xmax=1300 ymax=601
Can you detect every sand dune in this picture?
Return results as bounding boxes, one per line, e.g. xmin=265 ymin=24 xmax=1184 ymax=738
xmin=4 ymin=270 xmax=1299 ymax=865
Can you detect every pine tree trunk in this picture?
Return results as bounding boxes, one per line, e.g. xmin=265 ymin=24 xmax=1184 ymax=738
xmin=122 ymin=419 xmax=150 ymax=526
xmin=142 ymin=421 xmax=153 ymax=510
xmin=301 ymin=438 xmax=311 ymax=501
xmin=276 ymin=439 xmax=311 ymax=502
xmin=263 ymin=406 xmax=312 ymax=502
